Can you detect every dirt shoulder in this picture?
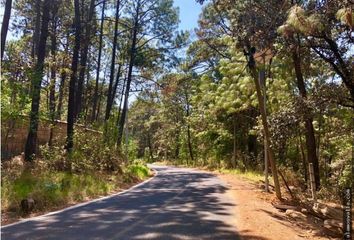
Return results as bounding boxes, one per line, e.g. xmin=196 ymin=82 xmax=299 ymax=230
xmin=216 ymin=173 xmax=339 ymax=240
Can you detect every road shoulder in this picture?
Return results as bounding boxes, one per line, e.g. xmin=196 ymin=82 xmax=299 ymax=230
xmin=217 ymin=173 xmax=334 ymax=240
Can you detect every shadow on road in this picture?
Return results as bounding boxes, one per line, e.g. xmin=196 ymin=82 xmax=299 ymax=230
xmin=2 ymin=167 xmax=240 ymax=240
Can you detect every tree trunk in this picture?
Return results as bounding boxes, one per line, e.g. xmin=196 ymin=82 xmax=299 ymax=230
xmin=247 ymin=48 xmax=282 ymax=199
xmin=117 ymin=69 xmax=128 ymax=124
xmin=66 ymin=0 xmax=81 ymax=152
xmin=148 ymin=134 xmax=153 ymax=161
xmin=96 ymin=66 xmax=109 ymax=121
xmin=232 ymin=115 xmax=237 ymax=168
xmin=24 ymin=0 xmax=52 ymax=161
xmin=75 ymin=0 xmax=95 ymax=119
xmin=185 ymin=98 xmax=194 ymax=162
xmin=105 ymin=0 xmax=121 ymax=121
xmin=56 ymin=71 xmax=66 ymax=120
xmin=175 ymin=130 xmax=180 ymax=159
xmin=187 ymin=124 xmax=194 ymax=162
xmin=56 ymin=33 xmax=69 ymax=120
xmin=322 ymin=36 xmax=354 ymax=101
xmin=0 ymin=0 xmax=12 ymax=60
xmin=292 ymin=46 xmax=320 ymax=189
xmin=48 ymin=4 xmax=59 ymax=146
xmin=91 ymin=0 xmax=106 ymax=122
xmin=117 ymin=0 xmax=140 ymax=146
xmin=32 ymin=0 xmax=41 ymax=59
xmin=111 ymin=64 xmax=122 ymax=106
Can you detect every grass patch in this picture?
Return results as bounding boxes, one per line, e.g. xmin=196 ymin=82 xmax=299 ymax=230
xmin=1 ymin=171 xmax=117 ymax=213
xmin=152 ymin=160 xmax=268 ymax=184
xmin=124 ymin=163 xmax=151 ymax=182
xmin=1 ymin=163 xmax=151 ymax=218
xmin=218 ymin=168 xmax=271 ymax=183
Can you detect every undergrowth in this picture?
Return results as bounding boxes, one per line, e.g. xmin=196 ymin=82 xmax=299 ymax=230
xmin=1 ymin=130 xmax=151 ymax=219
xmin=217 ymin=168 xmax=267 ymax=183
xmin=1 ymin=162 xmax=151 ymax=215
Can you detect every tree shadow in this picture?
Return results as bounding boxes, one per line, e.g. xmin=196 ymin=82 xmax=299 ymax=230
xmin=257 ymin=208 xmax=338 ymax=239
xmin=2 ymin=167 xmax=240 ymax=240
xmin=237 ymin=230 xmax=270 ymax=240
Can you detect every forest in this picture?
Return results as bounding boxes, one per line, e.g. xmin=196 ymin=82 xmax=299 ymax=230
xmin=1 ymin=0 xmax=353 ymax=233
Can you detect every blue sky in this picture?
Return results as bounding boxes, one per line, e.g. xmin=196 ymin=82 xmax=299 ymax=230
xmin=0 ymin=1 xmax=203 ymax=38
xmin=173 ymin=0 xmax=203 ymax=32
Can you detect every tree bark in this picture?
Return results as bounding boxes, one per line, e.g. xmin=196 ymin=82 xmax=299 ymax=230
xmin=105 ymin=0 xmax=121 ymax=121
xmin=24 ymin=0 xmax=52 ymax=161
xmin=292 ymin=46 xmax=320 ymax=189
xmin=32 ymin=0 xmax=41 ymax=59
xmin=91 ymin=0 xmax=106 ymax=122
xmin=66 ymin=0 xmax=81 ymax=152
xmin=0 ymin=0 xmax=12 ymax=60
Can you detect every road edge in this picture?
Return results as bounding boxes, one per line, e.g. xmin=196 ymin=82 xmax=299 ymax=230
xmin=1 ymin=167 xmax=158 ymax=229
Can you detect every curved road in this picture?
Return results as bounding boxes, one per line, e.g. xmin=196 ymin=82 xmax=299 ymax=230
xmin=2 ymin=165 xmax=240 ymax=240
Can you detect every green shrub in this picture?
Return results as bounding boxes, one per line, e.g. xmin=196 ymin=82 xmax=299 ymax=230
xmin=1 ymin=170 xmax=120 ymax=213
xmin=124 ymin=163 xmax=150 ymax=182
xmin=39 ymin=130 xmax=125 ymax=173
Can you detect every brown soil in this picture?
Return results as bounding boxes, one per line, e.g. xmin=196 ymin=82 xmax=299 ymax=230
xmin=217 ymin=173 xmax=340 ymax=240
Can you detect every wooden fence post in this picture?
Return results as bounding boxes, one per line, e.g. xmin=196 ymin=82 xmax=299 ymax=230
xmin=309 ymin=163 xmax=317 ymax=202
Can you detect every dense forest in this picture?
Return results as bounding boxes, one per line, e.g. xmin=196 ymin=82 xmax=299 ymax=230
xmin=1 ymin=0 xmax=353 ymax=211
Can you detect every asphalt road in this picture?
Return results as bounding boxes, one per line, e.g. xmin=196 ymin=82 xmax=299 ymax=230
xmin=1 ymin=165 xmax=240 ymax=240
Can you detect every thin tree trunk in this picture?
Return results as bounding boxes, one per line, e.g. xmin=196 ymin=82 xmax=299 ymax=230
xmin=1 ymin=0 xmax=12 ymax=60
xmin=66 ymin=0 xmax=81 ymax=152
xmin=113 ymin=64 xmax=122 ymax=102
xmin=56 ymin=33 xmax=69 ymax=120
xmin=175 ymin=130 xmax=180 ymax=159
xmin=187 ymin=125 xmax=194 ymax=161
xmin=247 ymin=47 xmax=282 ymax=199
xmin=75 ymin=0 xmax=96 ymax=119
xmin=299 ymin=132 xmax=308 ymax=185
xmin=96 ymin=65 xmax=109 ymax=121
xmin=117 ymin=67 xmax=128 ymax=124
xmin=48 ymin=4 xmax=59 ymax=146
xmin=91 ymin=0 xmax=106 ymax=122
xmin=292 ymin=46 xmax=320 ymax=189
xmin=322 ymin=36 xmax=354 ymax=101
xmin=24 ymin=0 xmax=52 ymax=161
xmin=117 ymin=0 xmax=140 ymax=146
xmin=105 ymin=0 xmax=121 ymax=121
xmin=232 ymin=115 xmax=237 ymax=168
xmin=148 ymin=134 xmax=153 ymax=161
xmin=83 ymin=55 xmax=91 ymax=122
xmin=185 ymin=96 xmax=194 ymax=162
xmin=56 ymin=71 xmax=66 ymax=120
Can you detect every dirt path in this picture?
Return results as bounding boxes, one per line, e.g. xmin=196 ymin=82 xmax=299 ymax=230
xmin=217 ymin=173 xmax=339 ymax=240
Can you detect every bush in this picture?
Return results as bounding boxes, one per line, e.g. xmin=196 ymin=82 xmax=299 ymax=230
xmin=1 ymin=170 xmax=118 ymax=213
xmin=124 ymin=163 xmax=150 ymax=182
xmin=40 ymin=130 xmax=125 ymax=172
